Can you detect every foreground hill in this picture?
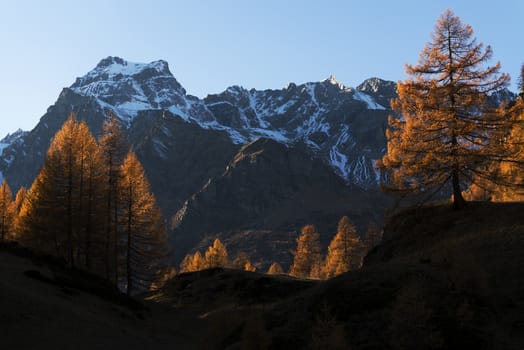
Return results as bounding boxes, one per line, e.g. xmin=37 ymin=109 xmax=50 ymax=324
xmin=157 ymin=201 xmax=524 ymax=349
xmin=2 ymin=202 xmax=523 ymax=349
xmin=0 ymin=243 xmax=203 ymax=350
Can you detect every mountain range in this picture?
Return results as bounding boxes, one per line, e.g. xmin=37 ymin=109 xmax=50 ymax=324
xmin=0 ymin=56 xmax=512 ymax=267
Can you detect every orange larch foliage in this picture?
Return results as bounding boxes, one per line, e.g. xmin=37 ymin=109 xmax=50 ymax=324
xmin=0 ymin=179 xmax=15 ymax=241
xmin=289 ymin=224 xmax=322 ymax=279
xmin=119 ymin=151 xmax=168 ymax=295
xmin=324 ymin=216 xmax=363 ymax=279
xmin=378 ymin=9 xmax=511 ymax=209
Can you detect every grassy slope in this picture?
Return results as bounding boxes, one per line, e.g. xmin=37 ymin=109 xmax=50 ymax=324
xmin=0 ymin=243 xmax=204 ymax=350
xmin=155 ymin=202 xmax=524 ymax=349
xmin=1 ymin=202 xmax=523 ymax=349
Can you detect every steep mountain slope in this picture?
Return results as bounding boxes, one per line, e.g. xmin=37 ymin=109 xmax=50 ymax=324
xmin=127 ymin=110 xmax=239 ymax=218
xmin=171 ymin=138 xmax=386 ymax=264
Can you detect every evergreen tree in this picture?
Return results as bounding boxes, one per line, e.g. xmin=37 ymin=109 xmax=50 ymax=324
xmin=493 ymin=99 xmax=524 ymax=200
xmin=378 ymin=9 xmax=510 ymax=209
xmin=18 ymin=115 xmax=104 ymax=265
xmin=12 ymin=186 xmax=27 ymax=239
xmin=324 ymin=216 xmax=363 ymax=279
xmin=289 ymin=225 xmax=322 ymax=279
xmin=244 ymin=260 xmax=257 ymax=272
xmin=119 ymin=151 xmax=168 ymax=295
xmin=75 ymin=121 xmax=106 ymax=270
xmin=0 ymin=179 xmax=14 ymax=241
xmin=180 ymin=251 xmax=205 ymax=273
xmin=204 ymin=238 xmax=229 ymax=268
xmin=13 ymin=186 xmax=27 ymax=215
xmin=266 ymin=262 xmax=284 ymax=275
xmin=99 ymin=112 xmax=128 ymax=282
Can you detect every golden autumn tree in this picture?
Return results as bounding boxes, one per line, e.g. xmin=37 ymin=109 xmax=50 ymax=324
xmin=18 ymin=115 xmax=105 ymax=266
xmin=378 ymin=9 xmax=511 ymax=209
xmin=12 ymin=186 xmax=27 ymax=239
xmin=119 ymin=151 xmax=168 ymax=295
xmin=266 ymin=262 xmax=284 ymax=275
xmin=244 ymin=260 xmax=257 ymax=272
xmin=180 ymin=251 xmax=205 ymax=273
xmin=289 ymin=225 xmax=322 ymax=279
xmin=0 ymin=179 xmax=15 ymax=241
xmin=324 ymin=216 xmax=363 ymax=279
xmin=13 ymin=186 xmax=27 ymax=215
xmin=204 ymin=238 xmax=229 ymax=268
xmin=75 ymin=121 xmax=106 ymax=270
xmin=99 ymin=112 xmax=129 ymax=282
xmin=493 ymin=99 xmax=524 ymax=200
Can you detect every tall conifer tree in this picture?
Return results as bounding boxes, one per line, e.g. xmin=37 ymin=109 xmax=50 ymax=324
xmin=0 ymin=179 xmax=14 ymax=241
xmin=18 ymin=115 xmax=104 ymax=267
xmin=204 ymin=238 xmax=229 ymax=268
xmin=378 ymin=9 xmax=510 ymax=209
xmin=119 ymin=151 xmax=167 ymax=295
xmin=324 ymin=216 xmax=363 ymax=278
xmin=289 ymin=225 xmax=322 ymax=279
xmin=99 ymin=112 xmax=128 ymax=282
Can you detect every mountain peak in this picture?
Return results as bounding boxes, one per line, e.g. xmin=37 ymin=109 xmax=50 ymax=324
xmin=95 ymin=56 xmax=126 ymax=68
xmin=322 ymin=75 xmax=344 ymax=89
xmin=77 ymin=56 xmax=172 ymax=83
xmin=69 ymin=57 xmax=185 ymax=120
xmin=357 ymin=77 xmax=396 ymax=94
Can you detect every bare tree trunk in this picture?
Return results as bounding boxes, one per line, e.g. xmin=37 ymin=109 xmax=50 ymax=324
xmin=126 ymin=186 xmax=133 ymax=296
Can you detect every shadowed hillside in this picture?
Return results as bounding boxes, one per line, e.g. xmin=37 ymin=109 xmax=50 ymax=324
xmin=2 ymin=202 xmax=523 ymax=349
xmin=155 ymin=201 xmax=524 ymax=349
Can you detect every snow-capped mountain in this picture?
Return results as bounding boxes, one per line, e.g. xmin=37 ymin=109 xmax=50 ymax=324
xmin=0 ymin=129 xmax=28 ymax=182
xmin=0 ymin=56 xmax=396 ymax=265
xmin=64 ymin=56 xmax=395 ymax=187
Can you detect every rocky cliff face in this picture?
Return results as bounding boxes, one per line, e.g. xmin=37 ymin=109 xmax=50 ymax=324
xmin=170 ymin=138 xmax=386 ymax=265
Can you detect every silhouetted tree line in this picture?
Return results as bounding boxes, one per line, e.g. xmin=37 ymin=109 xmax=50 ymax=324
xmin=1 ymin=113 xmax=168 ymax=295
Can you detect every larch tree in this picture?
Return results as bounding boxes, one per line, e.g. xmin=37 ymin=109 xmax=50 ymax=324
xmin=180 ymin=251 xmax=205 ymax=273
xmin=18 ymin=115 xmax=79 ymax=261
xmin=324 ymin=216 xmax=363 ymax=279
xmin=13 ymin=186 xmax=27 ymax=215
xmin=289 ymin=225 xmax=322 ymax=279
xmin=378 ymin=9 xmax=511 ymax=209
xmin=244 ymin=260 xmax=257 ymax=272
xmin=204 ymin=238 xmax=229 ymax=268
xmin=17 ymin=115 xmax=105 ymax=267
xmin=0 ymin=179 xmax=15 ymax=241
xmin=119 ymin=151 xmax=168 ymax=295
xmin=99 ymin=112 xmax=128 ymax=282
xmin=75 ymin=121 xmax=106 ymax=271
xmin=12 ymin=186 xmax=27 ymax=239
xmin=266 ymin=262 xmax=284 ymax=275
xmin=494 ymin=98 xmax=524 ymax=200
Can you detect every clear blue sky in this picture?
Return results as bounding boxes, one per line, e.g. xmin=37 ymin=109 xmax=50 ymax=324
xmin=0 ymin=0 xmax=522 ymax=137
